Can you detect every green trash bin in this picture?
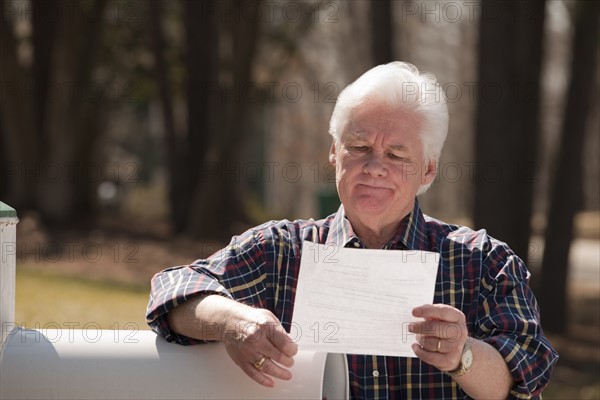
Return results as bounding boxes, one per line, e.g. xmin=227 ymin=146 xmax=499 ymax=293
xmin=317 ymin=190 xmax=340 ymax=218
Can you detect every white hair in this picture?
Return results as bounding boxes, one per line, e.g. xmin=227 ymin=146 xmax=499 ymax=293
xmin=329 ymin=62 xmax=449 ymax=194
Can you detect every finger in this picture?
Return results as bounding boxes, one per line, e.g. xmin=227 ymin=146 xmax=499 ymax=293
xmin=259 ymin=357 xmax=293 ymax=381
xmin=235 ymin=327 xmax=295 ymax=369
xmin=411 ymin=343 xmax=460 ymax=372
xmin=245 ymin=311 xmax=298 ymax=360
xmin=258 ymin=324 xmax=297 ymax=368
xmin=409 ymin=320 xmax=465 ymax=341
xmin=260 ymin=340 xmax=296 ymax=369
xmin=269 ymin=324 xmax=299 ymax=358
xmin=415 ymin=334 xmax=445 ymax=353
xmin=226 ymin=346 xmax=276 ymax=387
xmin=236 ymin=331 xmax=292 ymax=370
xmin=412 ymin=304 xmax=464 ymax=323
xmin=241 ymin=362 xmax=275 ymax=388
xmin=409 ymin=319 xmax=441 ymax=335
xmin=233 ymin=309 xmax=298 ymax=370
xmin=266 ymin=349 xmax=295 ymax=369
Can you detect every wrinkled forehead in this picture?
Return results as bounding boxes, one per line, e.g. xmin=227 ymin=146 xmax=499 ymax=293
xmin=343 ymin=103 xmax=422 ymax=139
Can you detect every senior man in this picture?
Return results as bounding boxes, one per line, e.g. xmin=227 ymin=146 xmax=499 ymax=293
xmin=147 ymin=62 xmax=557 ymax=399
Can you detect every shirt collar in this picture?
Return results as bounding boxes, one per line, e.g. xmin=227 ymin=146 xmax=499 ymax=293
xmin=326 ymin=199 xmax=429 ymax=250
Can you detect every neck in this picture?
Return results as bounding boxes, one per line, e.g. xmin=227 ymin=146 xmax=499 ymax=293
xmin=348 ymin=216 xmax=399 ymax=249
xmin=344 ymin=203 xmax=415 ymax=249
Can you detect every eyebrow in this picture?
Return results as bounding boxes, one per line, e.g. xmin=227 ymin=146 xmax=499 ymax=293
xmin=389 ymin=144 xmax=409 ymax=151
xmin=346 ymin=130 xmax=366 ymax=141
xmin=345 ymin=131 xmax=409 ymax=152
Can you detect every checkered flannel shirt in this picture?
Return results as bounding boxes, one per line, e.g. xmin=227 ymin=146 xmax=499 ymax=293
xmin=147 ymin=200 xmax=558 ymax=399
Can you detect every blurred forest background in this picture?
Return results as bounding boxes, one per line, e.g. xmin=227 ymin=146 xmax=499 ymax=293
xmin=1 ymin=0 xmax=599 ymax=397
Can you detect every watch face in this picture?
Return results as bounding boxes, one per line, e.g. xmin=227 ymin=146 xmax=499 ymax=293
xmin=463 ymin=347 xmax=474 ymax=369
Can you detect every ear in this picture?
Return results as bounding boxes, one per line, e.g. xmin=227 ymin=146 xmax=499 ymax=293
xmin=329 ymin=141 xmax=337 ymax=165
xmin=422 ymin=159 xmax=437 ymax=185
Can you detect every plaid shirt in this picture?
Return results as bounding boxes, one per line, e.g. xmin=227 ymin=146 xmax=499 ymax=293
xmin=147 ymin=200 xmax=558 ymax=399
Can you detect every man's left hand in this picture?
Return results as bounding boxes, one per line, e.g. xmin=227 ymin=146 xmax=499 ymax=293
xmin=409 ymin=304 xmax=468 ymax=372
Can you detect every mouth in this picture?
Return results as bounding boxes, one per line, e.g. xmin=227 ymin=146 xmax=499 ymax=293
xmin=356 ymin=183 xmax=392 ymax=191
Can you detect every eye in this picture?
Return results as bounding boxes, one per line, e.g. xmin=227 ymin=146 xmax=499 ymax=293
xmin=388 ymin=153 xmax=406 ymax=161
xmin=350 ymin=146 xmax=369 ymax=152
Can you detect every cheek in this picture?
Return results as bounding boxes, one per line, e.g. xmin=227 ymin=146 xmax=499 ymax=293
xmin=400 ymin=162 xmax=425 ymax=182
xmin=336 ymin=154 xmax=360 ymax=175
xmin=388 ymin=165 xmax=423 ymax=194
xmin=335 ymin=159 xmax=361 ymax=195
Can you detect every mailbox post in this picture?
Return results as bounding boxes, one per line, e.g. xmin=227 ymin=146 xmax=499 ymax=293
xmin=0 ymin=202 xmax=18 ymax=348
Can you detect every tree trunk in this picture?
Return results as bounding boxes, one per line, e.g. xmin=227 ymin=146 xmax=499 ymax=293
xmin=540 ymin=0 xmax=599 ymax=334
xmin=148 ymin=0 xmax=188 ymax=233
xmin=182 ymin=0 xmax=220 ymax=235
xmin=71 ymin=0 xmax=107 ymax=222
xmin=0 ymin=9 xmax=38 ymax=209
xmin=474 ymin=0 xmax=546 ymax=264
xmin=188 ymin=0 xmax=261 ymax=240
xmin=36 ymin=0 xmax=106 ymax=225
xmin=32 ymin=0 xmax=59 ymax=153
xmin=370 ymin=0 xmax=394 ymax=65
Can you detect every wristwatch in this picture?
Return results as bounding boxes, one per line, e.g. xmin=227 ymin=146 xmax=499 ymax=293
xmin=445 ymin=341 xmax=473 ymax=378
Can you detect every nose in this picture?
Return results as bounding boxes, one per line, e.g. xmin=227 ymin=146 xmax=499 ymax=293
xmin=362 ymin=153 xmax=387 ymax=177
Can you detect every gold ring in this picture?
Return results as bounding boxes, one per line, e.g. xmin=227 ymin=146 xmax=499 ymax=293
xmin=254 ymin=356 xmax=267 ymax=370
xmin=436 ymin=338 xmax=442 ymax=352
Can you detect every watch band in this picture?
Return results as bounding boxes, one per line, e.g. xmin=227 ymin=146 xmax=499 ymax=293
xmin=444 ymin=341 xmax=472 ymax=378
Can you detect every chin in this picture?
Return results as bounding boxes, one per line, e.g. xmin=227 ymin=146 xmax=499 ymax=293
xmin=353 ymin=200 xmax=390 ymax=217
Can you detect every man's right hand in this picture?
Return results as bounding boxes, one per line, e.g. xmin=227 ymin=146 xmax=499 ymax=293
xmin=167 ymin=294 xmax=298 ymax=388
xmin=223 ymin=306 xmax=298 ymax=387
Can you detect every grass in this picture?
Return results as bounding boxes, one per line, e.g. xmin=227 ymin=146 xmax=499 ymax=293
xmin=15 ymin=265 xmax=150 ymax=330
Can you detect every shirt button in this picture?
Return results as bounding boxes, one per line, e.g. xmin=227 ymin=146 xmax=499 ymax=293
xmin=372 ymin=370 xmax=379 ymax=377
xmin=353 ymin=241 xmax=360 ymax=248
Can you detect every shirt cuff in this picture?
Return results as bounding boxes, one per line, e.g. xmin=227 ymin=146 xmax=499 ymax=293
xmin=483 ymin=334 xmax=558 ymax=399
xmin=146 ymin=266 xmax=233 ymax=345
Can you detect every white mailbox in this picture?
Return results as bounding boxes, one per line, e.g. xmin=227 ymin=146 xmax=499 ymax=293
xmin=0 ymin=329 xmax=348 ymax=399
xmin=0 ymin=202 xmax=349 ymax=399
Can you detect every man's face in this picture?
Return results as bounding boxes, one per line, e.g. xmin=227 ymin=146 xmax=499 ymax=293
xmin=330 ymin=103 xmax=437 ymax=229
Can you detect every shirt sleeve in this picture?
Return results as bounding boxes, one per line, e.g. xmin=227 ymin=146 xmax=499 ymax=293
xmin=475 ymin=242 xmax=559 ymax=399
xmin=145 ymin=229 xmax=266 ymax=345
